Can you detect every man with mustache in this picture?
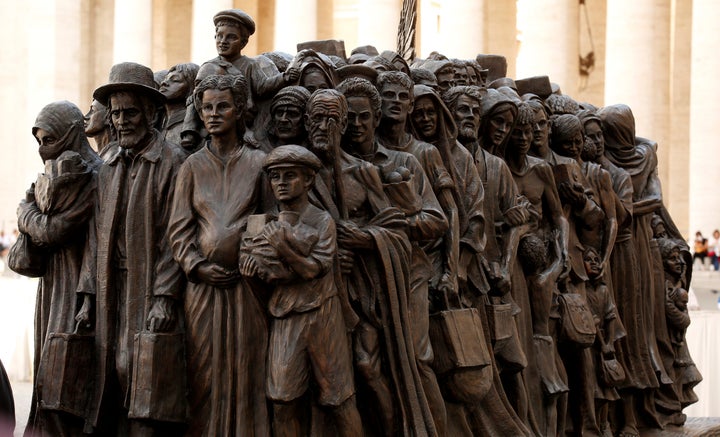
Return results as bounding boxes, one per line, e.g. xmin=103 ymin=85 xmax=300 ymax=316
xmin=76 ymin=62 xmax=187 ymax=436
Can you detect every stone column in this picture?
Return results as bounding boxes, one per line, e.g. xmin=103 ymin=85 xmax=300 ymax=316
xmin=274 ymin=0 xmax=317 ymax=54
xmin=436 ymin=0 xmax=484 ymax=59
xmin=357 ymin=0 xmax=401 ymax=54
xmin=605 ymin=0 xmax=671 ymax=195
xmin=113 ymin=0 xmax=153 ymax=65
xmin=689 ymin=0 xmax=720 ymax=235
xmin=516 ymin=0 xmax=579 ymax=95
xmin=191 ymin=0 xmax=233 ymax=63
xmin=668 ymin=0 xmax=693 ymax=237
xmin=484 ymin=0 xmax=517 ymax=78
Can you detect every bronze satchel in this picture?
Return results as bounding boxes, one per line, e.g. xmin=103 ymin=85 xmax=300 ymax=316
xmin=8 ymin=232 xmax=46 ymax=278
xmin=599 ymin=355 xmax=626 ymax=386
xmin=485 ymin=302 xmax=514 ymax=341
xmin=128 ymin=331 xmax=189 ymax=423
xmin=557 ymin=293 xmax=596 ymax=347
xmin=37 ymin=331 xmax=94 ymax=417
xmin=429 ymin=294 xmax=492 ymax=374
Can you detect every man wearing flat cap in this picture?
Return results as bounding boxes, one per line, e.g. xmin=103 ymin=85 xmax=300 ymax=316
xmin=75 ymin=61 xmax=187 ymax=435
xmin=240 ymin=145 xmax=362 ymax=436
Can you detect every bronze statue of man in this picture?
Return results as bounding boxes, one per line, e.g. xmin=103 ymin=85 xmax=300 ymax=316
xmin=76 ymin=62 xmax=187 ymax=436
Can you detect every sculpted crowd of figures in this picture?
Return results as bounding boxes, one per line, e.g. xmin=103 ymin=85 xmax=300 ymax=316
xmin=11 ymin=7 xmax=702 ymax=437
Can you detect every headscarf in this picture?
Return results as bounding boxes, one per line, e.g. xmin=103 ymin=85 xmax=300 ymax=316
xmin=480 ymin=88 xmax=518 ymax=157
xmin=270 ymin=86 xmax=311 ymax=114
xmin=597 ymin=104 xmax=645 ymax=173
xmin=32 ymin=101 xmax=98 ymax=166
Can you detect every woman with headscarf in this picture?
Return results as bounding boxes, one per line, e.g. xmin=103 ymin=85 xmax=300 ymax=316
xmin=480 ymin=88 xmax=519 ymax=158
xmin=598 ymin=104 xmax=683 ymax=434
xmin=13 ymin=101 xmax=101 ymax=436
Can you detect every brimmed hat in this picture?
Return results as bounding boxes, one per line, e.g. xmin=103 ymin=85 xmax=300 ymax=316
xmin=213 ymin=9 xmax=255 ymax=35
xmin=336 ymin=64 xmax=378 ymax=84
xmin=93 ymin=62 xmax=165 ymax=106
xmin=263 ymin=145 xmax=322 ymax=172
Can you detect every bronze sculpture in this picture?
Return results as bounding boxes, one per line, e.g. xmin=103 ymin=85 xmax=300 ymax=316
xmin=14 ymin=7 xmax=703 ymax=437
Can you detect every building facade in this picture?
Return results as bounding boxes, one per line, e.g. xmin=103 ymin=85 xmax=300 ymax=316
xmin=0 ymin=0 xmax=717 ymax=238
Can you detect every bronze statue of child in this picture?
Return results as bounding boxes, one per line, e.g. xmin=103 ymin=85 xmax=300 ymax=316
xmin=583 ymin=246 xmax=626 ymax=435
xmin=240 ymin=144 xmax=362 ymax=437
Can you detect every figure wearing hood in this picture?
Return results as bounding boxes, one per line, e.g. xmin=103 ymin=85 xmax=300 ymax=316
xmin=17 ymin=101 xmax=101 ymax=436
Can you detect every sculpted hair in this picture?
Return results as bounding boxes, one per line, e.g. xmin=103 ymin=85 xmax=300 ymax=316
xmin=193 ymin=74 xmax=249 ymax=114
xmin=442 ymin=85 xmax=482 ymax=112
xmin=306 ymin=88 xmax=348 ymax=123
xmin=550 ymin=113 xmax=583 ymax=145
xmin=546 ymin=94 xmax=580 ymax=115
xmin=515 ymin=102 xmax=536 ymax=126
xmin=336 ymin=77 xmax=382 ymax=114
xmin=518 ymin=235 xmax=548 ymax=274
xmin=377 ymin=71 xmax=414 ymax=94
xmin=410 ymin=68 xmax=437 ymax=86
xmin=168 ymin=63 xmax=200 ymax=99
xmin=656 ymin=237 xmax=682 ymax=260
xmin=525 ymin=98 xmax=549 ymax=118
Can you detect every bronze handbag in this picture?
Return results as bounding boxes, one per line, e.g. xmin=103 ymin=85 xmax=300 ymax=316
xmin=8 ymin=232 xmax=46 ymax=277
xmin=128 ymin=331 xmax=189 ymax=423
xmin=557 ymin=293 xmax=596 ymax=347
xmin=599 ymin=355 xmax=626 ymax=386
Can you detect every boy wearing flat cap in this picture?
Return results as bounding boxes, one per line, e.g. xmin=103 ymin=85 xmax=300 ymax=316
xmin=240 ymin=145 xmax=362 ymax=437
xmin=212 ymin=9 xmax=299 ymax=109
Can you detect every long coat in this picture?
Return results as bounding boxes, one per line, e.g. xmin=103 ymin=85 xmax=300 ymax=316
xmin=77 ymin=132 xmax=185 ymax=429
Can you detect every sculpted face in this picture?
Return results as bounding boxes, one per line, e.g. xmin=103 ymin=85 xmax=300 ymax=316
xmin=269 ymin=166 xmax=310 ymax=203
xmin=509 ymin=122 xmax=533 ymax=157
xmin=215 ymin=25 xmax=245 ymax=60
xmin=452 ymin=94 xmax=481 ymax=142
xmin=380 ymin=82 xmax=413 ymax=123
xmin=346 ymin=96 xmax=378 ymax=150
xmin=199 ymin=88 xmax=241 ymax=137
xmin=305 ymin=96 xmax=346 ymax=160
xmin=300 ymin=68 xmax=331 ymax=94
xmin=487 ymin=108 xmax=514 ymax=149
xmin=556 ymin=131 xmax=584 ymax=160
xmin=531 ymin=108 xmax=550 ymax=155
xmin=466 ymin=66 xmax=478 ymax=86
xmin=436 ymin=68 xmax=455 ymax=93
xmin=271 ymin=104 xmax=304 ymax=141
xmin=412 ymin=96 xmax=438 ymax=140
xmin=583 ymin=120 xmax=604 ymax=157
xmin=34 ymin=128 xmax=64 ymax=162
xmin=110 ymin=93 xmax=151 ymax=150
xmin=160 ymin=71 xmax=190 ymax=102
xmin=84 ymin=99 xmax=107 ymax=137
xmin=583 ymin=249 xmax=602 ymax=278
xmin=454 ymin=65 xmax=469 ymax=86
xmin=663 ymin=248 xmax=684 ymax=277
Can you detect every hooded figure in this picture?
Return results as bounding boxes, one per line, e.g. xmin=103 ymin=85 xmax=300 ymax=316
xmin=290 ymin=49 xmax=338 ymax=93
xmin=16 ymin=101 xmax=101 ymax=436
xmin=479 ymin=88 xmax=518 ymax=158
xmin=600 ymin=104 xmax=698 ymax=427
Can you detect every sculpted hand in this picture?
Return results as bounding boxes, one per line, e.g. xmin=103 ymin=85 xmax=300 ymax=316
xmin=263 ymin=221 xmax=292 ymax=255
xmin=147 ymin=296 xmax=175 ymax=332
xmin=75 ymin=294 xmax=94 ymax=329
xmin=284 ymin=66 xmax=301 ymax=83
xmin=338 ymin=248 xmax=354 ymax=275
xmin=438 ymin=272 xmax=459 ymax=303
xmin=196 ymin=261 xmax=241 ymax=287
xmin=240 ymin=255 xmax=259 ymax=277
xmin=337 ymin=221 xmax=373 ymax=249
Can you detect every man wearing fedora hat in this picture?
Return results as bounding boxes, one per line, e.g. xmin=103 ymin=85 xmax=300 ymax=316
xmin=75 ymin=61 xmax=187 ymax=435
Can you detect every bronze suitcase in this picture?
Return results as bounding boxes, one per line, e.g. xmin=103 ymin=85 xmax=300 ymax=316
xmin=38 ymin=332 xmax=94 ymax=417
xmin=128 ymin=331 xmax=189 ymax=423
xmin=485 ymin=302 xmax=514 ymax=341
xmin=429 ymin=307 xmax=492 ymax=374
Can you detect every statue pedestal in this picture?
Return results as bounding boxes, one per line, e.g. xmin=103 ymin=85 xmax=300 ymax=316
xmin=640 ymin=417 xmax=720 ymax=436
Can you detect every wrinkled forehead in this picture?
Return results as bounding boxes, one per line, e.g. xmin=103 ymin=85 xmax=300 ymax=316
xmin=308 ymin=98 xmax=342 ymax=117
